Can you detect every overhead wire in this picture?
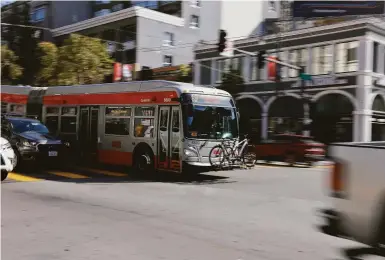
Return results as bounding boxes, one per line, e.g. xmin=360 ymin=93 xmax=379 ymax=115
xmin=0 ymin=22 xmax=255 ymax=54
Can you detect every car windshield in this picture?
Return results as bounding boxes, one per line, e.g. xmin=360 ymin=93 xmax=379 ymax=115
xmin=10 ymin=120 xmax=50 ymax=134
xmin=183 ymin=105 xmax=238 ymax=139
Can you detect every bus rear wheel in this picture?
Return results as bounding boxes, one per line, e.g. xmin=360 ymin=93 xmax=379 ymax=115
xmin=133 ymin=149 xmax=154 ymax=174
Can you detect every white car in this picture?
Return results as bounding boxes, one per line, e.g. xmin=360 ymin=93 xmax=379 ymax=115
xmin=1 ymin=137 xmax=15 ymax=181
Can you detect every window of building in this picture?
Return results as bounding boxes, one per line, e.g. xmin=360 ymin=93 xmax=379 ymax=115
xmin=347 ymin=46 xmax=357 ymax=63
xmin=94 ymin=9 xmax=111 ymax=17
xmin=215 ymin=58 xmax=233 ymax=83
xmin=288 ymin=48 xmax=308 ymax=77
xmin=60 ymin=107 xmax=77 ymax=133
xmin=373 ymin=42 xmax=379 ymax=73
xmin=268 ymin=1 xmax=276 ymax=11
xmin=163 ymin=55 xmax=173 ymax=67
xmin=191 ymin=0 xmax=200 ymax=7
xmin=312 ymin=45 xmax=333 ymax=75
xmin=289 ymin=50 xmax=299 ymax=78
xmin=134 ymin=107 xmax=155 ymax=138
xmin=335 ymin=41 xmax=359 ymax=73
xmin=190 ymin=15 xmax=199 ymax=28
xmin=31 ymin=7 xmax=46 ymax=22
xmin=104 ymin=106 xmax=131 ymax=135
xmin=163 ymin=32 xmax=174 ymax=46
xmin=112 ymin=3 xmax=124 ymax=12
xmin=278 ymin=52 xmax=287 ymax=78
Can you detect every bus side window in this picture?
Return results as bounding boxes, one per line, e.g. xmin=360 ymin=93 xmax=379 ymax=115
xmin=172 ymin=109 xmax=179 ymax=133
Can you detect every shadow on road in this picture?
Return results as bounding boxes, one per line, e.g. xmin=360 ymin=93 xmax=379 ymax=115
xmin=10 ymin=163 xmax=235 ymax=185
xmin=316 ymin=208 xmax=385 ymax=260
xmin=340 ymin=247 xmax=385 ymax=260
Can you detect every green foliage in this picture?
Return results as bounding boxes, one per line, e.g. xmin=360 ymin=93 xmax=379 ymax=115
xmin=35 ymin=34 xmax=115 ymax=86
xmin=1 ymin=2 xmax=40 ymax=85
xmin=219 ymin=65 xmax=245 ymax=95
xmin=1 ymin=45 xmax=23 ymax=84
xmin=56 ymin=34 xmax=114 ymax=85
xmin=177 ymin=64 xmax=193 ymax=83
xmin=36 ymin=42 xmax=59 ymax=86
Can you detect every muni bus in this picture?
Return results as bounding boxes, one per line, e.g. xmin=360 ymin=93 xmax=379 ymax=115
xmin=1 ymin=81 xmax=239 ymax=173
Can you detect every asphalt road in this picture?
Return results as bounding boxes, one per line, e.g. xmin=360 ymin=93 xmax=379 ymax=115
xmin=1 ymin=164 xmax=382 ymax=260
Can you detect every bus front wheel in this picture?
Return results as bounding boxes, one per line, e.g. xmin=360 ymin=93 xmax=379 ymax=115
xmin=133 ymin=148 xmax=154 ymax=174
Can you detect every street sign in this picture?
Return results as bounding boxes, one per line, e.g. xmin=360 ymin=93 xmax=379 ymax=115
xmin=300 ymin=73 xmax=312 ymax=81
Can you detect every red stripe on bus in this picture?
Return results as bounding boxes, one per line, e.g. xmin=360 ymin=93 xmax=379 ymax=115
xmin=98 ymin=150 xmax=133 ymax=166
xmin=43 ymin=91 xmax=180 ymax=105
xmin=1 ymin=93 xmax=28 ymax=104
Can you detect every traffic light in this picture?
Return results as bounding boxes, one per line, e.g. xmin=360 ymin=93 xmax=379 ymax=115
xmin=257 ymin=50 xmax=266 ymax=69
xmin=217 ymin=29 xmax=227 ymax=53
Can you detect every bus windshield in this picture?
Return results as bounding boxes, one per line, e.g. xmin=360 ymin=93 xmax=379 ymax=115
xmin=183 ymin=105 xmax=238 ymax=139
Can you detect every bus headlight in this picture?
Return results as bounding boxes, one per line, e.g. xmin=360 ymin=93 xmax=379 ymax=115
xmin=184 ymin=149 xmax=198 ymax=157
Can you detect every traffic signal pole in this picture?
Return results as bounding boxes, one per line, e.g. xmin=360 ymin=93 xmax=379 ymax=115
xmin=228 ymin=47 xmax=312 ymax=136
xmin=230 ymin=48 xmax=301 ymax=70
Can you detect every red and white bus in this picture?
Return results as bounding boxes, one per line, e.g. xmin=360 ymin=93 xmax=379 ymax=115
xmin=1 ymin=81 xmax=239 ymax=173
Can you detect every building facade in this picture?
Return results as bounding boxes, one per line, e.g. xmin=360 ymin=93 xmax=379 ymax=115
xmin=193 ymin=18 xmax=385 ymax=143
xmin=15 ymin=0 xmax=263 ymax=69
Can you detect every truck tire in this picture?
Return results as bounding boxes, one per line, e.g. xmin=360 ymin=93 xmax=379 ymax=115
xmin=372 ymin=200 xmax=385 ymax=248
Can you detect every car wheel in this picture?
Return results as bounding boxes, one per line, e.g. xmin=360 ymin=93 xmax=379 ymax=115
xmin=1 ymin=170 xmax=8 ymax=181
xmin=284 ymin=153 xmax=296 ymax=166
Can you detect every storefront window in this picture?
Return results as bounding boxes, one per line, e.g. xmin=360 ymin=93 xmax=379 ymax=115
xmin=268 ymin=117 xmax=303 ymax=138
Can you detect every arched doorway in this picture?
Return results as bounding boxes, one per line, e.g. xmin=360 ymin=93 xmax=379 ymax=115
xmin=372 ymin=94 xmax=385 ymax=141
xmin=312 ymin=93 xmax=354 ymax=143
xmin=237 ymin=98 xmax=262 ymax=143
xmin=267 ymin=96 xmax=304 ymax=138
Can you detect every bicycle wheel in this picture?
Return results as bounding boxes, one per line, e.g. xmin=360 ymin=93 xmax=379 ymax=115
xmin=241 ymin=145 xmax=257 ymax=167
xmin=209 ymin=145 xmax=226 ymax=168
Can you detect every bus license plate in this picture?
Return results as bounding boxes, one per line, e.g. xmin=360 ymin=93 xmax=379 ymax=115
xmin=49 ymin=151 xmax=58 ymax=157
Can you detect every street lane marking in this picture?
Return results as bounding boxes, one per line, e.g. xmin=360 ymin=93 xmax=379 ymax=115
xmin=7 ymin=173 xmax=41 ymax=182
xmin=48 ymin=171 xmax=89 ymax=179
xmin=75 ymin=167 xmax=128 ymax=177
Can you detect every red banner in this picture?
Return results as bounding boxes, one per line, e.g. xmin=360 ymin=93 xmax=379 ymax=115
xmin=113 ymin=63 xmax=122 ymax=82
xmin=267 ymin=56 xmax=277 ymax=81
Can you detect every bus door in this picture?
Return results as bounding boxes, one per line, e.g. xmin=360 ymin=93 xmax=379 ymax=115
xmin=79 ymin=106 xmax=99 ymax=159
xmin=158 ymin=106 xmax=182 ymax=172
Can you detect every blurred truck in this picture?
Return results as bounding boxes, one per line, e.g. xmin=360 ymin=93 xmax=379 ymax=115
xmin=325 ymin=141 xmax=385 ymax=248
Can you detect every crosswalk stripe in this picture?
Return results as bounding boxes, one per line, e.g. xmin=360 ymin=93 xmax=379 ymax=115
xmin=7 ymin=173 xmax=41 ymax=182
xmin=48 ymin=171 xmax=89 ymax=179
xmin=76 ymin=167 xmax=128 ymax=177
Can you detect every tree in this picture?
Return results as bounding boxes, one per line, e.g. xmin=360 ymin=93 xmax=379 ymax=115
xmin=1 ymin=2 xmax=40 ymax=85
xmin=56 ymin=34 xmax=114 ymax=85
xmin=36 ymin=42 xmax=59 ymax=86
xmin=1 ymin=45 xmax=23 ymax=84
xmin=218 ymin=65 xmax=245 ymax=96
xmin=177 ymin=64 xmax=193 ymax=83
